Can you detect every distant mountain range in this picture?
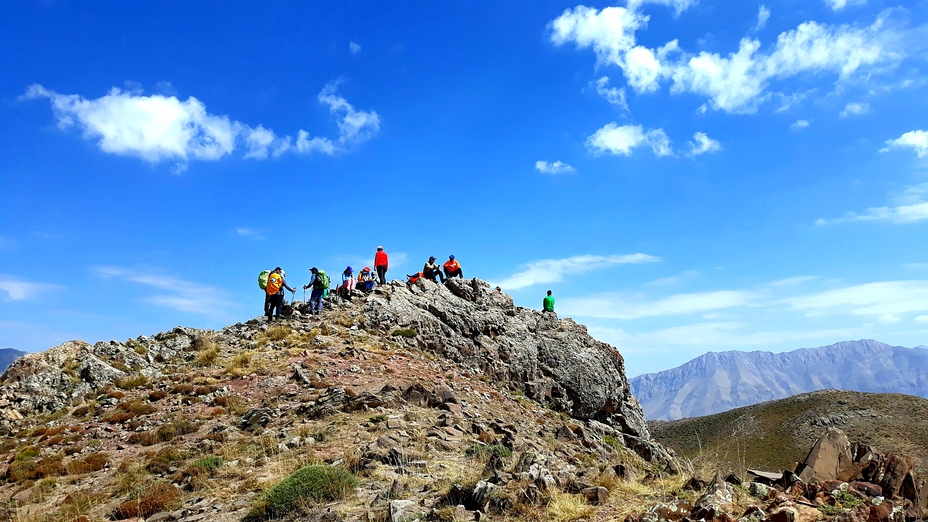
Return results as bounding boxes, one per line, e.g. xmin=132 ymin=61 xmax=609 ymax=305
xmin=0 ymin=349 xmax=25 ymax=373
xmin=630 ymin=340 xmax=928 ymax=420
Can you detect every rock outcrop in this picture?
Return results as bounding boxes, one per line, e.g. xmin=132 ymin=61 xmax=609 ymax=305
xmin=360 ymin=277 xmax=674 ymax=467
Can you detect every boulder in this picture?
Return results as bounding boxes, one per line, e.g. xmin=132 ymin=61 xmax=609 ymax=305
xmin=798 ymin=429 xmax=864 ymax=482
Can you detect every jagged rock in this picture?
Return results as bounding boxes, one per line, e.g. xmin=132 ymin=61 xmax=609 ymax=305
xmin=797 ymin=428 xmax=868 ymax=482
xmin=749 ymin=482 xmax=770 ymax=499
xmin=361 ymin=278 xmax=675 ymax=468
xmin=695 ymin=476 xmax=734 ymax=517
xmin=238 ymin=408 xmax=273 ymax=429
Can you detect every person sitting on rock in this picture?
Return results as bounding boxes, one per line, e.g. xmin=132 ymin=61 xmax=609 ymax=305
xmin=266 ymin=267 xmax=296 ymax=322
xmin=339 ymin=266 xmax=356 ymax=297
xmin=443 ymin=255 xmax=463 ymax=279
xmin=423 ymin=256 xmax=445 ymax=284
xmin=357 ymin=267 xmax=376 ymax=292
xmin=543 ymin=290 xmax=555 ymax=313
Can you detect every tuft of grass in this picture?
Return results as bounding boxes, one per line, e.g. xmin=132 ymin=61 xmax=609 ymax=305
xmin=369 ymin=414 xmax=388 ymax=424
xmin=65 ymin=452 xmax=109 ymax=475
xmin=391 ymin=328 xmax=418 ymax=338
xmin=114 ymin=482 xmax=180 ymax=519
xmin=266 ymin=325 xmax=291 ymax=341
xmin=244 ymin=465 xmax=359 ymax=521
xmin=465 ymin=444 xmax=512 ymax=458
xmin=191 ymin=456 xmax=223 ymax=471
xmin=817 ymin=504 xmax=846 ymax=516
xmin=128 ymin=418 xmax=201 ymax=446
xmin=115 ymin=374 xmax=150 ymax=390
xmin=546 ymin=491 xmax=596 ymax=522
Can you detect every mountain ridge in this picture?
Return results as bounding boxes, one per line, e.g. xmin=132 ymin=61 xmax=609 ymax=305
xmin=630 ymin=339 xmax=928 ymax=420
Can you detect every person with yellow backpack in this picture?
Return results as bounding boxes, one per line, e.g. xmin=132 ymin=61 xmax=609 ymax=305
xmin=265 ymin=267 xmax=296 ymax=322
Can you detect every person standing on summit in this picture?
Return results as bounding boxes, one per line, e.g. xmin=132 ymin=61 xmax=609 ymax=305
xmin=265 ymin=267 xmax=296 ymax=322
xmin=374 ymin=246 xmax=389 ymax=285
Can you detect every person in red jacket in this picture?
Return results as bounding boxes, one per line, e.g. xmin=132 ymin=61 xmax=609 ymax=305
xmin=374 ymin=246 xmax=389 ymax=285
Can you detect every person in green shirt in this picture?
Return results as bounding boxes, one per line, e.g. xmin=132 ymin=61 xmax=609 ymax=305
xmin=543 ymin=290 xmax=555 ymax=313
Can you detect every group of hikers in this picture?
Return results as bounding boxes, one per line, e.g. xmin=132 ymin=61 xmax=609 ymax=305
xmin=260 ymin=246 xmax=553 ymax=321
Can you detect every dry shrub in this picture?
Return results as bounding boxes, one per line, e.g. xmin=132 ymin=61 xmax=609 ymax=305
xmin=108 ymin=390 xmax=126 ymax=399
xmin=170 ymin=383 xmax=195 ymax=395
xmin=266 ymin=325 xmax=291 ymax=341
xmin=114 ymin=483 xmax=180 ymax=520
xmin=546 ymin=491 xmax=596 ymax=522
xmin=8 ymin=455 xmax=65 ymax=482
xmin=214 ymin=395 xmax=249 ymax=415
xmin=39 ymin=425 xmax=67 ymax=440
xmin=72 ymin=404 xmax=95 ymax=417
xmin=148 ymin=390 xmax=168 ymax=401
xmin=195 ymin=345 xmax=219 ymax=367
xmin=117 ymin=400 xmax=158 ymax=416
xmin=66 ymin=452 xmax=109 ymax=475
xmin=115 ymin=374 xmax=150 ymax=390
xmin=56 ymin=491 xmax=107 ymax=520
xmin=42 ymin=435 xmax=65 ymax=447
xmin=103 ymin=412 xmax=136 ymax=424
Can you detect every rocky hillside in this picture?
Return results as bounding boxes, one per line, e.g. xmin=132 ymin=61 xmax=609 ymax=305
xmin=649 ymin=389 xmax=928 ymax=477
xmin=0 ymin=278 xmax=678 ymax=522
xmin=0 ymin=349 xmax=25 ymax=374
xmin=630 ymin=340 xmax=928 ymax=420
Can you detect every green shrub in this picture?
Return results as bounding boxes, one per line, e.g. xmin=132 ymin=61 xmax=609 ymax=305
xmin=369 ymin=414 xmax=388 ymax=424
xmin=245 ymin=466 xmax=359 ymax=521
xmin=465 ymin=444 xmax=512 ymax=458
xmin=817 ymin=504 xmax=846 ymax=516
xmin=391 ymin=328 xmax=418 ymax=338
xmin=834 ymin=491 xmax=863 ymax=508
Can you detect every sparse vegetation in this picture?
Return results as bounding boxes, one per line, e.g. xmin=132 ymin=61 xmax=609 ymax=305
xmin=391 ymin=328 xmax=418 ymax=338
xmin=465 ymin=444 xmax=512 ymax=458
xmin=266 ymin=325 xmax=291 ymax=341
xmin=115 ymin=374 xmax=150 ymax=390
xmin=245 ymin=465 xmax=359 ymax=521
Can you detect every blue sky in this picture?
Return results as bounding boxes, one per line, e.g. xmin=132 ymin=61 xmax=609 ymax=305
xmin=2 ymin=1 xmax=928 ymax=377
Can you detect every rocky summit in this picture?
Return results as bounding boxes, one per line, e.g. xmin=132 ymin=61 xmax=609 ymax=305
xmin=0 ymin=278 xmax=676 ymax=522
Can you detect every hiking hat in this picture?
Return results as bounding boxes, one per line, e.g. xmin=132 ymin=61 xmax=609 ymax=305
xmin=346 ymin=266 xmax=353 ymax=273
xmin=429 ymin=256 xmax=436 ymax=261
xmin=310 ymin=267 xmax=318 ymax=273
xmin=274 ymin=266 xmax=282 ymax=271
xmin=364 ymin=266 xmax=371 ymax=272
xmin=449 ymin=255 xmax=455 ymax=260
xmin=377 ymin=245 xmax=383 ymax=250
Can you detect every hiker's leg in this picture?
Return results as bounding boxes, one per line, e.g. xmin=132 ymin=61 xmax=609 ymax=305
xmin=346 ymin=278 xmax=356 ymax=292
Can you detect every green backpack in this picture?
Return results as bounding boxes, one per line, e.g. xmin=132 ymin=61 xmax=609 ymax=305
xmin=313 ymin=270 xmax=330 ymax=290
xmin=258 ymin=270 xmax=271 ymax=290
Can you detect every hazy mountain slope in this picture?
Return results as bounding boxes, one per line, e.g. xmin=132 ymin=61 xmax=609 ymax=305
xmin=0 ymin=348 xmax=25 ymax=373
xmin=649 ymin=389 xmax=928 ymax=476
xmin=630 ymin=340 xmax=928 ymax=420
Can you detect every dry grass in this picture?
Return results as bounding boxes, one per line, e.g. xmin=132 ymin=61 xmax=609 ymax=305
xmin=266 ymin=325 xmax=291 ymax=341
xmin=545 ymin=491 xmax=596 ymax=522
xmin=225 ymin=351 xmax=253 ymax=377
xmin=194 ymin=333 xmax=221 ymax=367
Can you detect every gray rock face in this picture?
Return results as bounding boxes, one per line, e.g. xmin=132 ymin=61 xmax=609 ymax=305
xmin=631 ymin=340 xmax=928 ymax=420
xmin=362 ymin=277 xmax=673 ymax=467
xmin=0 ymin=328 xmax=196 ymax=416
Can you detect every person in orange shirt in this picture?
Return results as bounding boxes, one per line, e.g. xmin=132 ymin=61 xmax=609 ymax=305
xmin=265 ymin=267 xmax=296 ymax=322
xmin=443 ymin=255 xmax=463 ymax=279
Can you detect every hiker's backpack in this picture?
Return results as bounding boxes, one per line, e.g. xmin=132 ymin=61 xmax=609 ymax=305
xmin=313 ymin=270 xmax=330 ymax=290
xmin=407 ymin=272 xmax=423 ymax=284
xmin=258 ymin=270 xmax=271 ymax=291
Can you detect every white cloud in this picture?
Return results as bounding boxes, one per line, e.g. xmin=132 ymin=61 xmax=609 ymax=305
xmin=840 ymin=102 xmax=870 ymax=117
xmin=754 ymin=5 xmax=771 ymax=32
xmin=23 ymin=81 xmax=380 ymax=168
xmin=792 ymin=119 xmax=811 ymax=129
xmin=562 ymin=290 xmax=756 ymax=319
xmin=550 ymin=6 xmax=899 ymax=114
xmin=93 ymin=266 xmax=240 ymax=318
xmin=882 ymin=130 xmax=928 ymax=158
xmin=535 ymin=160 xmax=576 ymax=174
xmin=627 ymin=0 xmax=699 ymax=16
xmin=784 ymin=280 xmax=928 ymax=317
xmin=593 ymin=76 xmax=628 ymax=110
xmin=686 ymin=132 xmax=721 ymax=156
xmin=494 ymin=253 xmax=660 ymax=291
xmin=817 ymin=183 xmax=928 ymax=224
xmin=586 ymin=123 xmax=673 ymax=156
xmin=349 ymin=42 xmax=362 ymax=54
xmin=0 ymin=275 xmax=62 ymax=301
xmin=915 ymin=315 xmax=928 ymax=323
xmin=235 ymin=227 xmax=265 ymax=240
xmin=824 ymin=0 xmax=866 ymax=12
xmin=878 ymin=313 xmax=902 ymax=323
